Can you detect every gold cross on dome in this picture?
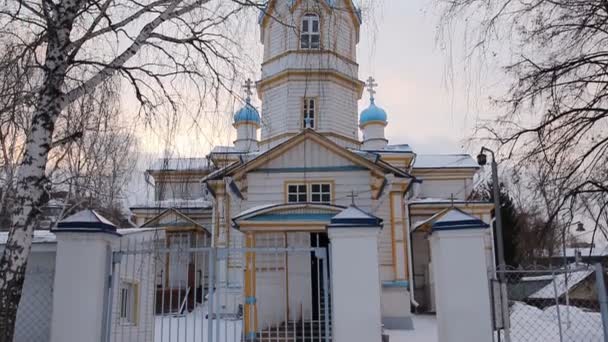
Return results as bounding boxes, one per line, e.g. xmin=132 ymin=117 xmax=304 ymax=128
xmin=366 ymin=76 xmax=378 ymax=101
xmin=243 ymin=78 xmax=254 ymax=101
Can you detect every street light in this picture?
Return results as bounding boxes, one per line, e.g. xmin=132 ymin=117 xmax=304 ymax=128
xmin=478 ymin=147 xmax=511 ymax=342
xmin=477 ymin=147 xmax=507 ymax=272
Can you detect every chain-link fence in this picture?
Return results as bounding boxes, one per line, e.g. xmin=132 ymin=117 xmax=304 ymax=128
xmin=13 ymin=266 xmax=55 ymax=342
xmin=489 ymin=263 xmax=608 ymax=342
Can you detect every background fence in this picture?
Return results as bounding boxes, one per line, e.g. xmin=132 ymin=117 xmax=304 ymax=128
xmin=489 ymin=263 xmax=608 ymax=342
xmin=14 ymin=266 xmax=55 ymax=342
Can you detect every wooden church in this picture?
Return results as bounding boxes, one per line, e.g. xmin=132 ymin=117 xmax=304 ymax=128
xmin=130 ymin=0 xmax=495 ymax=337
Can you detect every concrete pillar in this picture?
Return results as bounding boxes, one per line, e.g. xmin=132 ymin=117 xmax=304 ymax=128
xmin=50 ymin=210 xmax=120 ymax=342
xmin=327 ymin=206 xmax=383 ymax=342
xmin=429 ymin=228 xmax=493 ymax=342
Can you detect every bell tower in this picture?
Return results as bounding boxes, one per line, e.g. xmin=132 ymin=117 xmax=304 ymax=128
xmin=256 ymin=0 xmax=364 ymax=150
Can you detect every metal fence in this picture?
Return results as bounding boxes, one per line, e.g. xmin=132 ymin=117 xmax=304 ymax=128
xmin=489 ymin=263 xmax=608 ymax=342
xmin=14 ymin=266 xmax=55 ymax=342
xmin=104 ymin=235 xmax=332 ymax=342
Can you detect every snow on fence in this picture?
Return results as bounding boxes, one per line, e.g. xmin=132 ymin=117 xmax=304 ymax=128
xmin=489 ymin=264 xmax=608 ymax=342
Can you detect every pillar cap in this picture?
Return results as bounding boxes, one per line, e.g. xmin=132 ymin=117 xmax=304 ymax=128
xmin=53 ymin=209 xmax=121 ymax=236
xmin=327 ymin=205 xmax=383 ymax=229
xmin=413 ymin=207 xmax=489 ymax=234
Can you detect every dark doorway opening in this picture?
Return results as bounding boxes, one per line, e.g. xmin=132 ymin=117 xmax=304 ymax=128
xmin=311 ymin=232 xmax=330 ymax=321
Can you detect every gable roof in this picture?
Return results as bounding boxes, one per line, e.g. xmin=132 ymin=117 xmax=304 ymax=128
xmin=258 ymin=0 xmax=362 ymax=27
xmin=529 ymin=264 xmax=595 ymax=299
xmin=141 ymin=208 xmax=211 ymax=234
xmin=413 ymin=207 xmax=489 ymax=233
xmin=203 ymin=129 xmax=412 ymax=182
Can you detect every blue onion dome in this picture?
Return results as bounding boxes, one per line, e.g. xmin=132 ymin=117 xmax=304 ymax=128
xmin=360 ymin=99 xmax=388 ymax=126
xmin=233 ymin=99 xmax=260 ymax=125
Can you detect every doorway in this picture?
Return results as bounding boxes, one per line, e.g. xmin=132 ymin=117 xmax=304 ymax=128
xmin=310 ymin=232 xmax=330 ymax=321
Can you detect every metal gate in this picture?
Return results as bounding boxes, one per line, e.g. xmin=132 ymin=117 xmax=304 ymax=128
xmin=103 ymin=238 xmax=332 ymax=342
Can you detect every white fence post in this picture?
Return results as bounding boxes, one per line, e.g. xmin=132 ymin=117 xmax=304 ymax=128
xmin=49 ymin=210 xmax=120 ymax=342
xmin=429 ymin=228 xmax=494 ymax=342
xmin=327 ymin=205 xmax=383 ymax=342
xmin=595 ymin=263 xmax=608 ymax=342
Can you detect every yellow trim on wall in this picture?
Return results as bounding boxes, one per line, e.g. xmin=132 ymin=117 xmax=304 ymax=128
xmin=389 ymin=193 xmax=397 ymax=278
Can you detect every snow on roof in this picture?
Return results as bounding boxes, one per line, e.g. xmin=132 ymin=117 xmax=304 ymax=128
xmin=529 ymin=264 xmax=595 ymax=299
xmin=553 ymin=245 xmax=608 ymax=258
xmin=234 ymin=203 xmax=283 ymax=219
xmin=131 ymin=198 xmax=212 ymax=209
xmin=361 ymin=144 xmax=413 ymax=154
xmin=332 ymin=206 xmax=376 ymax=220
xmin=413 ymin=207 xmax=488 ymax=232
xmin=413 ymin=154 xmax=479 ymax=169
xmin=148 ymin=158 xmax=210 ymax=171
xmin=0 ymin=230 xmax=57 ymax=245
xmin=210 ymin=146 xmax=239 ymax=154
xmin=60 ymin=209 xmax=115 ymax=227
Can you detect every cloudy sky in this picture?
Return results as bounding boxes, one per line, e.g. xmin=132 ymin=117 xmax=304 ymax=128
xmin=133 ymin=0 xmax=504 ymax=159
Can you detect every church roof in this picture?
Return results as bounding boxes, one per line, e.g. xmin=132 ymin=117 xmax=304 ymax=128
xmin=147 ymin=158 xmax=211 ymax=172
xmin=202 ymin=129 xmax=413 ymax=182
xmin=359 ymin=100 xmax=388 ymax=126
xmin=233 ymin=101 xmax=260 ymax=125
xmin=232 ymin=203 xmax=346 ymax=229
xmin=413 ymin=154 xmax=479 ymax=169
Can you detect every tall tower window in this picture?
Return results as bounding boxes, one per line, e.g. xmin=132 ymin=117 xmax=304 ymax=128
xmin=301 ymin=14 xmax=320 ymax=49
xmin=303 ymin=98 xmax=316 ymax=129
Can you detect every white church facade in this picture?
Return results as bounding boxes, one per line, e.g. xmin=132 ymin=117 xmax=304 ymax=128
xmin=130 ymin=0 xmax=496 ymax=336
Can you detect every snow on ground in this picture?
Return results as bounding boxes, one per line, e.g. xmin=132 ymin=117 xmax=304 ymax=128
xmin=154 ymin=307 xmax=241 ymax=342
xmin=387 ymin=315 xmax=438 ymax=342
xmin=388 ymin=303 xmax=602 ymax=342
xmin=152 ymin=303 xmax=601 ymax=342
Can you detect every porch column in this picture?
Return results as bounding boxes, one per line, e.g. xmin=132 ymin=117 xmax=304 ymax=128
xmin=50 ymin=210 xmax=120 ymax=342
xmin=327 ymin=206 xmax=383 ymax=342
xmin=244 ymin=232 xmax=258 ymax=341
xmin=428 ymin=209 xmax=493 ymax=342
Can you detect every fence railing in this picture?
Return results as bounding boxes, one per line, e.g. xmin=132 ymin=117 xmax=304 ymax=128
xmin=489 ymin=263 xmax=608 ymax=342
xmin=105 ymin=236 xmax=332 ymax=342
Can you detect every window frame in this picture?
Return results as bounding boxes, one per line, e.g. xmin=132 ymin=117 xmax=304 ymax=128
xmin=119 ymin=280 xmax=139 ymax=325
xmin=287 ymin=183 xmax=308 ymax=203
xmin=300 ymin=13 xmax=321 ymax=49
xmin=302 ymin=97 xmax=317 ymax=129
xmin=285 ymin=181 xmax=334 ymax=204
xmin=310 ymin=183 xmax=332 ymax=204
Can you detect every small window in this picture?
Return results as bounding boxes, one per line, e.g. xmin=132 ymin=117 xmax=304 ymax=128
xmin=310 ymin=183 xmax=331 ymax=204
xmin=288 ymin=184 xmax=307 ymax=203
xmin=303 ymin=98 xmax=316 ymax=129
xmin=119 ymin=281 xmax=138 ymax=325
xmin=301 ymin=14 xmax=320 ymax=49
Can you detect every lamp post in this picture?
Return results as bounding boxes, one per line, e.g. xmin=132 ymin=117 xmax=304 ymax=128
xmin=478 ymin=147 xmax=511 ymax=342
xmin=477 ymin=147 xmax=506 ymax=271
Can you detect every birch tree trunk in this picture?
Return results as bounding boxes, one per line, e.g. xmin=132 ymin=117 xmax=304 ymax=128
xmin=0 ymin=1 xmax=77 ymax=338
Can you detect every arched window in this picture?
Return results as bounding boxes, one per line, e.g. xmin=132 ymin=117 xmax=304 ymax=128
xmin=301 ymin=13 xmax=320 ymax=49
